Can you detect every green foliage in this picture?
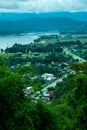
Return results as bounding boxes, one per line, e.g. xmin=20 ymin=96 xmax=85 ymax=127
xmin=0 ymin=65 xmax=59 ymax=130
xmin=34 ymin=102 xmax=59 ymax=130
xmin=5 ymin=42 xmax=63 ymax=53
xmin=53 ymin=63 xmax=87 ymax=130
xmin=54 ymin=75 xmax=75 ymax=103
xmin=70 ymin=62 xmax=87 ymax=74
xmin=54 ymin=103 xmax=77 ymax=130
xmin=0 ymin=55 xmax=8 ymax=66
xmin=66 ymin=73 xmax=87 ymax=130
xmin=17 ymin=65 xmax=36 ymax=76
xmin=8 ymin=54 xmax=27 ymax=66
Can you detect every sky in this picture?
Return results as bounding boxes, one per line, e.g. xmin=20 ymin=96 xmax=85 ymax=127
xmin=0 ymin=0 xmax=87 ymax=13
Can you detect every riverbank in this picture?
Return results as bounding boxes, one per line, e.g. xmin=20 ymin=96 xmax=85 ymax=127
xmin=0 ymin=31 xmax=59 ymax=50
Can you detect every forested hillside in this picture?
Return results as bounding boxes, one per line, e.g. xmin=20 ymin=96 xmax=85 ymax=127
xmin=0 ymin=17 xmax=87 ymax=35
xmin=0 ymin=54 xmax=87 ymax=130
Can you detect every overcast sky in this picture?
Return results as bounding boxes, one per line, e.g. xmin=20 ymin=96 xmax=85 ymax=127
xmin=0 ymin=0 xmax=87 ymax=13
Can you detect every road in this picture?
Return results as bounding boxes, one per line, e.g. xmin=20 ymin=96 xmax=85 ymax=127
xmin=42 ymin=74 xmax=68 ymax=95
xmin=63 ymin=48 xmax=86 ymax=63
xmin=42 ymin=48 xmax=86 ymax=96
xmin=34 ymin=48 xmax=86 ymax=99
xmin=42 ymin=78 xmax=62 ymax=94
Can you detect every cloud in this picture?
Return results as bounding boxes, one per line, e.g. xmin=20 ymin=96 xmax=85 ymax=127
xmin=0 ymin=0 xmax=87 ymax=12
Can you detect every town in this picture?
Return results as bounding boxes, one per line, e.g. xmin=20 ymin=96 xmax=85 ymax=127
xmin=0 ymin=33 xmax=87 ymax=103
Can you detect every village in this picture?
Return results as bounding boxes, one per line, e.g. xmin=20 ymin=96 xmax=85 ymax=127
xmin=0 ymin=33 xmax=87 ymax=102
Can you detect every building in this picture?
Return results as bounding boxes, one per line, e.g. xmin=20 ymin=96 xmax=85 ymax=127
xmin=41 ymin=73 xmax=56 ymax=81
xmin=24 ymin=86 xmax=33 ymax=96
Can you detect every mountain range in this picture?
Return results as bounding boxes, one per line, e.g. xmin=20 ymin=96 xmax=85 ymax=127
xmin=0 ymin=12 xmax=87 ymax=34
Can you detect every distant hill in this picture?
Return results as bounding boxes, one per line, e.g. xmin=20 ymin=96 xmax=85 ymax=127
xmin=38 ymin=12 xmax=87 ymax=22
xmin=0 ymin=12 xmax=87 ymax=34
xmin=0 ymin=12 xmax=87 ymax=21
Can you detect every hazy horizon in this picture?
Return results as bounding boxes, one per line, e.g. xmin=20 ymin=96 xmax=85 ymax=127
xmin=0 ymin=0 xmax=87 ymax=13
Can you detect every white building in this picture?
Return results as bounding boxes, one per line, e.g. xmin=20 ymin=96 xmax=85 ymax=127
xmin=24 ymin=87 xmax=33 ymax=96
xmin=41 ymin=73 xmax=56 ymax=81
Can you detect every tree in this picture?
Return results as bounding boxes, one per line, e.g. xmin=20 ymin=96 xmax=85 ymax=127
xmin=0 ymin=55 xmax=8 ymax=66
xmin=67 ymin=74 xmax=87 ymax=130
xmin=70 ymin=62 xmax=87 ymax=74
xmin=54 ymin=103 xmax=76 ymax=130
xmin=0 ymin=66 xmax=25 ymax=129
xmin=17 ymin=65 xmax=36 ymax=76
xmin=33 ymin=102 xmax=59 ymax=130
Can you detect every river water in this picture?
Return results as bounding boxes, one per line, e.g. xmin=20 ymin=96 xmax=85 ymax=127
xmin=0 ymin=33 xmax=39 ymax=50
xmin=0 ymin=32 xmax=59 ymax=50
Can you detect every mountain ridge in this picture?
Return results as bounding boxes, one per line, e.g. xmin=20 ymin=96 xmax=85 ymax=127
xmin=0 ymin=16 xmax=87 ymax=35
xmin=0 ymin=12 xmax=87 ymax=22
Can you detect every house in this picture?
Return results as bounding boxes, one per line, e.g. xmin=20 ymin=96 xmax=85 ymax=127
xmin=41 ymin=73 xmax=56 ymax=81
xmin=43 ymin=93 xmax=50 ymax=102
xmin=23 ymin=86 xmax=33 ymax=96
xmin=48 ymin=90 xmax=54 ymax=95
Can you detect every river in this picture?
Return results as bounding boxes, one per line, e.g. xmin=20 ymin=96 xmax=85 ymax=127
xmin=0 ymin=32 xmax=59 ymax=50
